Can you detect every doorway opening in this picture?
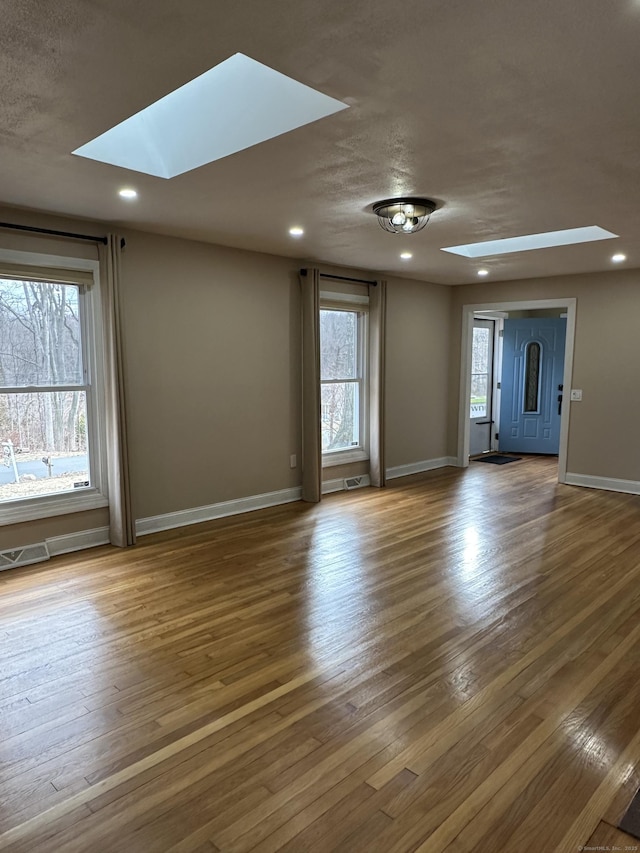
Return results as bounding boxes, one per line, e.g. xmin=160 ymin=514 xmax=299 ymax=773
xmin=458 ymin=299 xmax=577 ymax=484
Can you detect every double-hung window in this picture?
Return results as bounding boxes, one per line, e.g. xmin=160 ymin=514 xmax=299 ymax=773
xmin=319 ymin=297 xmax=368 ymax=465
xmin=0 ymin=263 xmax=107 ymax=523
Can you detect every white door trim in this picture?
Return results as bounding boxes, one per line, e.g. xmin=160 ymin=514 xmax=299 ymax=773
xmin=458 ymin=298 xmax=577 ymax=484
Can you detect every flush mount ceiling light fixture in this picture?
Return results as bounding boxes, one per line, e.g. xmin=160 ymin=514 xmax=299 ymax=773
xmin=372 ymin=198 xmax=437 ymax=234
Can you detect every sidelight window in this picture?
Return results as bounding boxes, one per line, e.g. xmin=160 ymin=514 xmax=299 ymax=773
xmin=470 ymin=325 xmax=491 ymax=418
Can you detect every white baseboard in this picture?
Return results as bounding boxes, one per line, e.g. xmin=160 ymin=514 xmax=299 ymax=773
xmin=136 ymin=486 xmax=303 ymax=537
xmin=386 ymin=456 xmax=458 ymax=481
xmin=564 ymin=472 xmax=640 ymax=495
xmin=36 ymin=468 xmax=639 ymax=557
xmin=322 ymin=474 xmax=371 ymax=495
xmin=47 ymin=526 xmax=111 ymax=556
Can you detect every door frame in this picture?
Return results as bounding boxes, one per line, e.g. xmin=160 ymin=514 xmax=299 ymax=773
xmin=457 ymin=298 xmax=577 ymax=483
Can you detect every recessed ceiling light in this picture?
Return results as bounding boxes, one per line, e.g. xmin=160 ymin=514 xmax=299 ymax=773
xmin=477 ymin=269 xmax=489 ymax=277
xmin=74 ymin=53 xmax=349 ymax=179
xmin=441 ymin=226 xmax=618 ymax=258
xmin=118 ymin=188 xmax=138 ymax=200
xmin=289 ymin=227 xmax=304 ymax=237
xmin=400 ymin=252 xmax=413 ymax=260
xmin=612 ymin=253 xmax=626 ymax=263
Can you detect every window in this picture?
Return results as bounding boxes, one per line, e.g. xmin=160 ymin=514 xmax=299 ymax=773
xmin=0 ymin=264 xmax=107 ymax=523
xmin=320 ymin=302 xmax=368 ymax=464
xmin=524 ymin=341 xmax=541 ymax=412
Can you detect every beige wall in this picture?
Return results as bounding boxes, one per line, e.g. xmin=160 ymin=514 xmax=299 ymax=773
xmin=121 ymin=231 xmax=301 ymax=520
xmin=448 ymin=269 xmax=640 ymax=481
xmin=386 ymin=275 xmax=451 ymax=469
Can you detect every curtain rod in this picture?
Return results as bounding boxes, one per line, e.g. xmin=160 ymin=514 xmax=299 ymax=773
xmin=300 ymin=268 xmax=377 ymax=286
xmin=0 ymin=221 xmax=109 ymax=245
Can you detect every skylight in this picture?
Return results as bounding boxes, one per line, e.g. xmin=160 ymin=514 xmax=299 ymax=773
xmin=441 ymin=226 xmax=618 ymax=258
xmin=72 ymin=54 xmax=349 ymax=179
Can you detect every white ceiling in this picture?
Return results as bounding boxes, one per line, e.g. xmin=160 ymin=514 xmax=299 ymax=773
xmin=1 ymin=0 xmax=639 ymax=285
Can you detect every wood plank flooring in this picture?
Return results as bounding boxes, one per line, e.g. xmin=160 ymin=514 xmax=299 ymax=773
xmin=2 ymin=456 xmax=640 ymax=851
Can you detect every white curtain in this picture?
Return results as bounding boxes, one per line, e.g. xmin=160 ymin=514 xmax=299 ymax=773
xmin=369 ymin=279 xmax=387 ymax=487
xmin=300 ymin=268 xmax=322 ymax=502
xmin=99 ymin=235 xmax=135 ymax=546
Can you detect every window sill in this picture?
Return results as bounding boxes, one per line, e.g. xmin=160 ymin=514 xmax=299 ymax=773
xmin=322 ymin=449 xmax=369 ymax=468
xmin=0 ymin=489 xmax=109 ymax=526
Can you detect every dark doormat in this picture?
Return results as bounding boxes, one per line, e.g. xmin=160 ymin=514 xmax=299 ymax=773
xmin=473 ymin=454 xmax=522 ymax=465
xmin=619 ymin=787 xmax=640 ymax=840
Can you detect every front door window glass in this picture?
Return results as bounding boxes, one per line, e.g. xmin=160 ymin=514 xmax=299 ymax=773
xmin=524 ymin=341 xmax=541 ymax=412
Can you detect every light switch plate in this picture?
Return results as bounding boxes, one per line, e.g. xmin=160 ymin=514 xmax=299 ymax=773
xmin=570 ymin=389 xmax=583 ymax=401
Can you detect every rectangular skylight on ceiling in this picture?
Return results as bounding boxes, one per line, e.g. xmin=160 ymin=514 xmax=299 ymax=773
xmin=441 ymin=226 xmax=618 ymax=257
xmin=72 ymin=53 xmax=349 ymax=179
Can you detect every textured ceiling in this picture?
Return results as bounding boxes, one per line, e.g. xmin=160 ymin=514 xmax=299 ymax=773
xmin=1 ymin=0 xmax=639 ymax=284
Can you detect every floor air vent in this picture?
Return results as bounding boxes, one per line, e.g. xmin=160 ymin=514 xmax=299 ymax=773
xmin=344 ymin=476 xmax=364 ymax=490
xmin=0 ymin=543 xmax=50 ymax=571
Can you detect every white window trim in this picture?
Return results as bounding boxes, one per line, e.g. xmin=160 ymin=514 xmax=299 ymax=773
xmin=0 ymin=249 xmax=108 ymax=526
xmin=320 ymin=294 xmax=369 ymax=467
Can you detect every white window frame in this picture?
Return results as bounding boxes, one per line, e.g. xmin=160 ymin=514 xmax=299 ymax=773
xmin=0 ymin=249 xmax=108 ymax=525
xmin=320 ymin=292 xmax=369 ymax=468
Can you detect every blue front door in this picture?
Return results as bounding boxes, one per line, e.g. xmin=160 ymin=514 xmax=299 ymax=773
xmin=499 ymin=318 xmax=566 ymax=454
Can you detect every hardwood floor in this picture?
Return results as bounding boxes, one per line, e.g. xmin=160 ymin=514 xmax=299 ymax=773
xmin=1 ymin=456 xmax=640 ymax=852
